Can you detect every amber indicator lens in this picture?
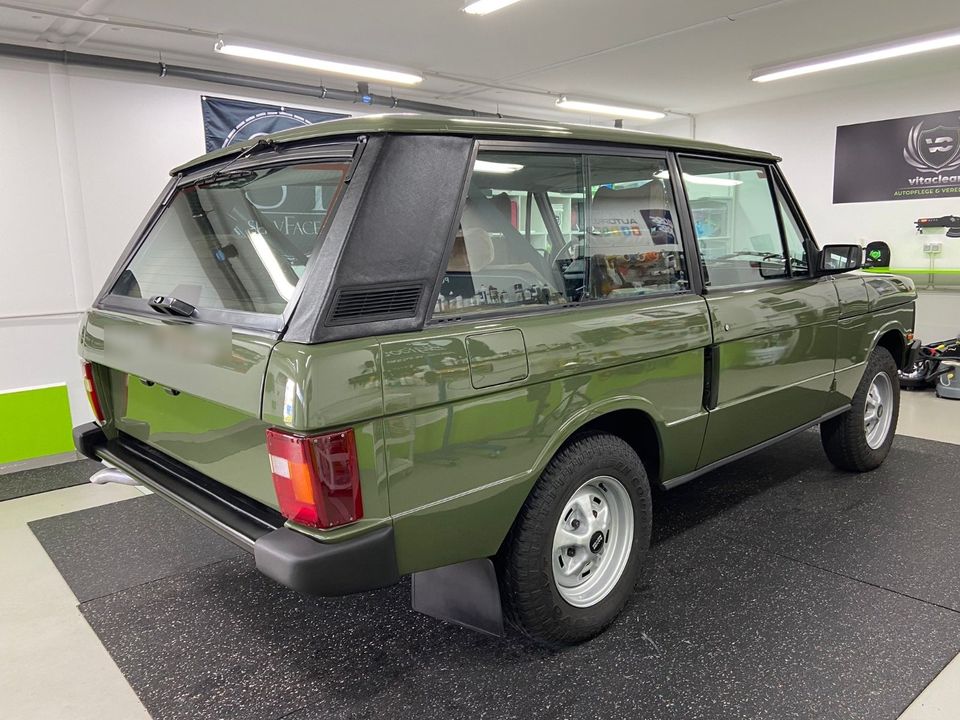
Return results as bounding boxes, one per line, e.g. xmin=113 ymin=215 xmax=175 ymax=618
xmin=266 ymin=428 xmax=363 ymax=529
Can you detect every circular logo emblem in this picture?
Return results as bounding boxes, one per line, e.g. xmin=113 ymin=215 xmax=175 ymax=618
xmin=589 ymin=531 xmax=605 ymax=554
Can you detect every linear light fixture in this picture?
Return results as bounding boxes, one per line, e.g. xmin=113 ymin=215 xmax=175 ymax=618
xmin=655 ymin=171 xmax=742 ymax=187
xmin=752 ymin=30 xmax=960 ymax=83
xmin=473 ymin=159 xmax=524 ymax=174
xmin=555 ymin=96 xmax=666 ymax=121
xmin=214 ymin=41 xmax=422 ymax=85
xmin=463 ymin=0 xmax=524 ymax=15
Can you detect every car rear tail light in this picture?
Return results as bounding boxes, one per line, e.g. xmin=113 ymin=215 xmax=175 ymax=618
xmin=82 ymin=362 xmax=105 ymax=423
xmin=265 ymin=428 xmax=363 ymax=529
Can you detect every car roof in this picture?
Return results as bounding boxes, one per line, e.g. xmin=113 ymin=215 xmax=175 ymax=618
xmin=172 ymin=113 xmax=780 ymax=175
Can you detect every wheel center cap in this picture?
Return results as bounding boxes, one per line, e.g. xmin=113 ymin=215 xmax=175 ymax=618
xmin=589 ymin=531 xmax=605 ymax=554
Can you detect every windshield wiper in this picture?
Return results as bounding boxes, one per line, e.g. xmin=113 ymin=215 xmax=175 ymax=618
xmin=206 ymin=138 xmax=277 ymax=184
xmin=148 ymin=295 xmax=196 ymax=318
xmin=716 ymin=250 xmax=786 ymax=261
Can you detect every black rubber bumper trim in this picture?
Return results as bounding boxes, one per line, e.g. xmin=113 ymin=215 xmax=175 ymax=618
xmin=74 ymin=422 xmax=107 ymax=461
xmin=72 ymin=424 xmax=283 ymax=550
xmin=254 ymin=526 xmax=400 ymax=597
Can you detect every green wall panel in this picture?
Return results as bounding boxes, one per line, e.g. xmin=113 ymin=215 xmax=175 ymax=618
xmin=0 ymin=385 xmax=75 ymax=464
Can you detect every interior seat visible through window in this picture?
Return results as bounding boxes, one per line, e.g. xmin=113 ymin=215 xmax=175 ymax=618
xmin=433 ymin=150 xmax=687 ymax=317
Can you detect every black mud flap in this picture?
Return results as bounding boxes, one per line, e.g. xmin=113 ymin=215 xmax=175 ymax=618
xmin=411 ymin=558 xmax=505 ymax=638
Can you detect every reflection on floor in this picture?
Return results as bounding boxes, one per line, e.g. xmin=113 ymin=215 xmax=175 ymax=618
xmin=914 ymin=291 xmax=959 ymax=345
xmin=0 ymin=390 xmax=957 ymax=720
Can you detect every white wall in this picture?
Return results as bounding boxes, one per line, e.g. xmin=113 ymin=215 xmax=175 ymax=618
xmin=692 ymin=67 xmax=960 ymax=272
xmin=0 ymin=58 xmax=360 ymax=430
xmin=4 ymin=54 xmax=957 ymax=436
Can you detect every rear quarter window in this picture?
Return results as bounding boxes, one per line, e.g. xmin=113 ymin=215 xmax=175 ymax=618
xmin=111 ymin=162 xmax=348 ymax=315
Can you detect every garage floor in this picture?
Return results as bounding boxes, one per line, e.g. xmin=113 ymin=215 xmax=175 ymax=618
xmin=2 ymin=392 xmax=959 ymax=720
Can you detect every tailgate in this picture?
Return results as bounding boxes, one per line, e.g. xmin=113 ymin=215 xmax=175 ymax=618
xmin=79 ymin=154 xmax=353 ymax=510
xmin=80 ymin=309 xmax=279 ymax=508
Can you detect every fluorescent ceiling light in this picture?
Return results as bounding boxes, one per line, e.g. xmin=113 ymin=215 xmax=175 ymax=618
xmin=474 ymin=159 xmax=524 ymax=174
xmin=655 ymin=171 xmax=742 ymax=187
xmin=555 ymin=97 xmax=665 ymax=120
xmin=463 ymin=0 xmax=523 ymax=15
xmin=214 ymin=41 xmax=422 ymax=85
xmin=247 ymin=230 xmax=296 ymax=300
xmin=684 ymin=175 xmax=742 ymax=187
xmin=752 ymin=30 xmax=960 ymax=82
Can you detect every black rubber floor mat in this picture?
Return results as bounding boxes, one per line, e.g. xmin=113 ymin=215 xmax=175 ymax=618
xmin=0 ymin=459 xmax=100 ymax=502
xmin=78 ymin=526 xmax=960 ymax=720
xmin=30 ymin=494 xmax=242 ymax=602
xmin=32 ymin=434 xmax=960 ymax=719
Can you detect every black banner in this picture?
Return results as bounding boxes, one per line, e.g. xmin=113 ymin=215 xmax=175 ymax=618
xmin=834 ymin=110 xmax=960 ymax=203
xmin=201 ymin=96 xmax=347 ymax=152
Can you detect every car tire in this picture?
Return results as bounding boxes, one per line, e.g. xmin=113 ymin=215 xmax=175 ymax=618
xmin=497 ymin=432 xmax=652 ymax=647
xmin=820 ymin=346 xmax=900 ymax=472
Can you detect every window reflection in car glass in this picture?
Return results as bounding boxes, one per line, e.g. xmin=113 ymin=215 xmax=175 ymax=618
xmin=435 ymin=152 xmax=687 ymax=317
xmin=680 ymin=158 xmax=789 ymax=287
xmin=112 ymin=163 xmax=347 ymax=315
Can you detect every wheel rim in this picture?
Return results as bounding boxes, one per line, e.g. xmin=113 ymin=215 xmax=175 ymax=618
xmin=552 ymin=476 xmax=634 ymax=608
xmin=864 ymin=371 xmax=894 ymax=450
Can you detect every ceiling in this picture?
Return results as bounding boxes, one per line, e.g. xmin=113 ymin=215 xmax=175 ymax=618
xmin=3 ymin=0 xmax=960 ymax=129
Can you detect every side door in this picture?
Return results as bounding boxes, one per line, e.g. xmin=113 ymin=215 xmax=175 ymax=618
xmin=381 ymin=145 xmax=712 ymax=573
xmin=676 ymin=155 xmax=840 ymax=467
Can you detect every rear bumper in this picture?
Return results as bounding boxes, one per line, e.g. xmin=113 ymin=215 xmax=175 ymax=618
xmin=73 ymin=423 xmax=399 ymax=597
xmin=254 ymin=526 xmax=399 ymax=597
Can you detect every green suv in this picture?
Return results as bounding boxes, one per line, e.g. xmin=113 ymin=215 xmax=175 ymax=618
xmin=74 ymin=116 xmax=917 ymax=646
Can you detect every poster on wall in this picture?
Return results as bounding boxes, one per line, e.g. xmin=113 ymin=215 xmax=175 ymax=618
xmin=834 ymin=110 xmax=960 ymax=203
xmin=201 ymin=96 xmax=348 ymax=152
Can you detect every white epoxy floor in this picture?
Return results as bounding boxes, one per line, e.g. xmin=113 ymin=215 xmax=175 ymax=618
xmin=0 ymin=389 xmax=957 ymax=719
xmin=0 ymin=482 xmax=152 ymax=720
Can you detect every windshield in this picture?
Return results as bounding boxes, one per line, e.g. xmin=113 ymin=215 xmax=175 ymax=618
xmin=111 ymin=162 xmax=348 ymax=315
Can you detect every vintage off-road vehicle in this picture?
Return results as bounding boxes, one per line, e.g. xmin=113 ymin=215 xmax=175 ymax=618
xmin=75 ymin=116 xmax=917 ymax=646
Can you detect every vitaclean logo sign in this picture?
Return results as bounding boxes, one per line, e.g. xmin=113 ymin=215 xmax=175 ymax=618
xmin=834 ymin=111 xmax=960 ymax=203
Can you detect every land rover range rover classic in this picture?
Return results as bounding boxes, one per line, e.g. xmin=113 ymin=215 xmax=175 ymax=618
xmin=74 ymin=116 xmax=917 ymax=646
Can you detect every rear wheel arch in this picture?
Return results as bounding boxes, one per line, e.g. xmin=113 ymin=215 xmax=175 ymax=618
xmin=492 ymin=405 xmax=663 ymax=560
xmin=564 ymin=409 xmax=662 ymax=488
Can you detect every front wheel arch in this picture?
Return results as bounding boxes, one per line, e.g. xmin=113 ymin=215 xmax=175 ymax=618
xmin=874 ymin=327 xmax=908 ymax=369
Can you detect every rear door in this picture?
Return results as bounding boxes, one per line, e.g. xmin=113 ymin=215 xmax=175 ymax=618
xmin=81 ymin=151 xmax=351 ymax=508
xmin=677 ymin=156 xmax=840 ymax=467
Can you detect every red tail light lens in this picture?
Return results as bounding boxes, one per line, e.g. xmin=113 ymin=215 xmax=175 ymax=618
xmin=265 ymin=428 xmax=363 ymax=529
xmin=82 ymin=362 xmax=105 ymax=423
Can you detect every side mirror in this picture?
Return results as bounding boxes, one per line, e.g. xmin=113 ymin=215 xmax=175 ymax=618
xmin=817 ymin=244 xmax=862 ymax=275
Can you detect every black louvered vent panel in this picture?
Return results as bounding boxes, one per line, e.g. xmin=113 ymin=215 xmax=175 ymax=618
xmin=330 ymin=284 xmax=423 ymax=324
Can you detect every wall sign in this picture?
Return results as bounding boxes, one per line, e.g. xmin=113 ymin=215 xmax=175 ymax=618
xmin=201 ymin=96 xmax=347 ymax=152
xmin=833 ymin=110 xmax=960 ymax=203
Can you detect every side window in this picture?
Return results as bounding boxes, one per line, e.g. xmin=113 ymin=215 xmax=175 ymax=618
xmin=435 ymin=152 xmax=583 ymax=316
xmin=775 ymin=185 xmax=811 ymax=274
xmin=434 ymin=151 xmax=686 ymax=317
xmin=680 ymin=157 xmax=788 ymax=288
xmin=583 ymin=155 xmax=686 ymax=300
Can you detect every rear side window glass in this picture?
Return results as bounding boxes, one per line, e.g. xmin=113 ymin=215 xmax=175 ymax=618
xmin=111 ymin=162 xmax=348 ymax=315
xmin=680 ymin=158 xmax=789 ymax=288
xmin=436 ymin=152 xmax=582 ymax=316
xmin=434 ymin=151 xmax=685 ymax=318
